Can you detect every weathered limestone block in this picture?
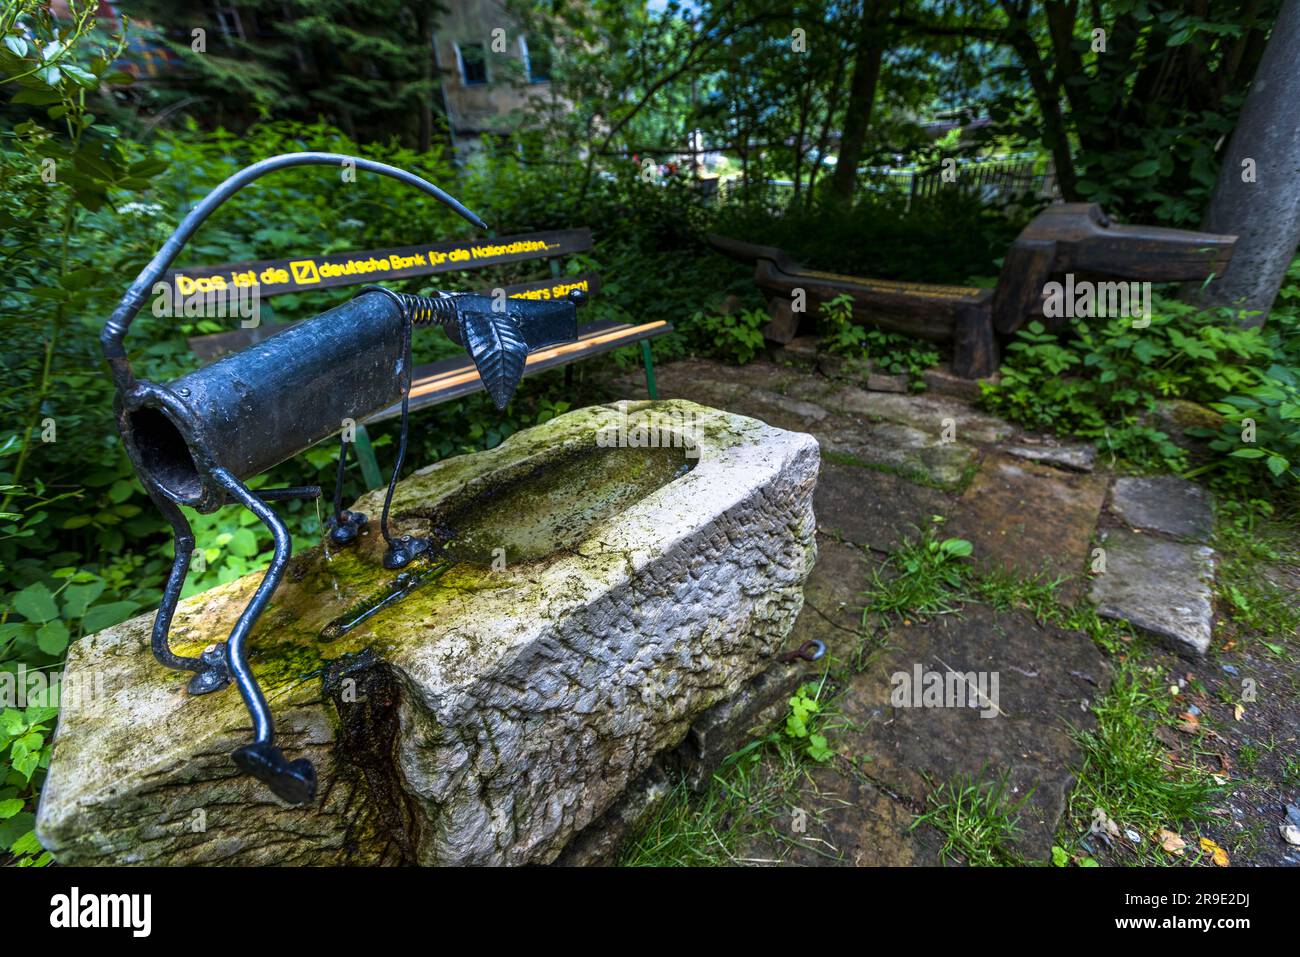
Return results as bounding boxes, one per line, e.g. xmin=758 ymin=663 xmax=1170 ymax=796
xmin=37 ymin=401 xmax=819 ymax=865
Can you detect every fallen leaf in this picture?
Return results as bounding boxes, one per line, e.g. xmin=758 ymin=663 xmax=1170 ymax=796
xmin=1091 ymin=807 xmax=1121 ymax=840
xmin=1199 ymin=837 xmax=1229 ymax=866
xmin=1234 ymin=704 xmax=1245 ymax=721
xmin=1177 ymin=712 xmax=1200 ymax=733
xmin=1158 ymin=829 xmax=1187 ymax=854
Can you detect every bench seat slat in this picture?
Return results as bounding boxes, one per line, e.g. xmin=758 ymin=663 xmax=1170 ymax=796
xmin=365 ymin=319 xmax=672 ymax=423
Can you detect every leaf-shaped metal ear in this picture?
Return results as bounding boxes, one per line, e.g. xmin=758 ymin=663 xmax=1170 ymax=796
xmin=458 ymin=309 xmax=528 ymax=410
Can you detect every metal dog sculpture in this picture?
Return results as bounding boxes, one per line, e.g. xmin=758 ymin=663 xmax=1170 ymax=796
xmin=102 ymin=153 xmax=582 ymax=805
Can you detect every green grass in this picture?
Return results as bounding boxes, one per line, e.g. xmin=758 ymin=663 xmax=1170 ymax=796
xmin=912 ymin=768 xmax=1033 ymax=867
xmin=861 ymin=525 xmax=973 ymax=624
xmin=619 ymin=677 xmax=844 ymax=866
xmin=1212 ymin=498 xmax=1300 ymax=657
xmin=1283 ymin=755 xmax=1300 ymax=790
xmin=618 ymin=763 xmax=767 ymax=866
xmin=1066 ymin=665 xmax=1222 ymax=852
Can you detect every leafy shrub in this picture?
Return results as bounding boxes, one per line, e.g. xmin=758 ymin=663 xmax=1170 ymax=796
xmin=689 ymin=307 xmax=767 ymax=365
xmin=1205 ymin=363 xmax=1300 ymax=485
xmin=981 ymin=297 xmax=1284 ymax=474
xmin=820 ymin=294 xmax=868 ymax=356
xmin=819 ymin=294 xmax=940 ymax=386
xmin=0 ymin=703 xmax=55 ymax=866
xmin=784 ymin=682 xmax=833 ymax=763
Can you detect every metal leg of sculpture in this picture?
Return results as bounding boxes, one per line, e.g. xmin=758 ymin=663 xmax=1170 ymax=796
xmin=149 ymin=490 xmax=231 ymax=696
xmin=380 ymin=316 xmax=430 ymax=570
xmin=210 ymin=466 xmax=317 ymax=805
xmin=325 ymin=434 xmax=367 ymax=546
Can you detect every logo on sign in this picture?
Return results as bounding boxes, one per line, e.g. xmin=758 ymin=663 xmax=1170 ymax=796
xmin=289 ymin=259 xmax=321 ymax=284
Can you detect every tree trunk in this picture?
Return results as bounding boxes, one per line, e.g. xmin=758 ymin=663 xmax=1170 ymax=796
xmin=1190 ymin=0 xmax=1300 ymax=323
xmin=791 ymin=74 xmax=812 ymax=200
xmin=416 ymin=7 xmax=434 ymax=154
xmin=1002 ymin=3 xmax=1079 ymax=200
xmin=806 ymin=55 xmax=846 ymax=206
xmin=831 ymin=1 xmax=888 ymax=202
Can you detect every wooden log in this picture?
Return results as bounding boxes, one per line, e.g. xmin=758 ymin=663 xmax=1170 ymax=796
xmin=762 ymin=298 xmax=800 ymax=343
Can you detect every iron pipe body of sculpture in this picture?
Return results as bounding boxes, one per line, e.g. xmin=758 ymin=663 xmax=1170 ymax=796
xmin=102 ymin=153 xmax=581 ymax=804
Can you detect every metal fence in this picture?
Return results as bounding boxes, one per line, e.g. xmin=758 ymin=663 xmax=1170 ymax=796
xmin=710 ymin=156 xmax=1055 ymax=210
xmin=907 ymin=157 xmax=1052 ymax=205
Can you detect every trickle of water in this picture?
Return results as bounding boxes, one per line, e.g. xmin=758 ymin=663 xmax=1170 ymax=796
xmin=319 ymin=559 xmax=450 ymax=642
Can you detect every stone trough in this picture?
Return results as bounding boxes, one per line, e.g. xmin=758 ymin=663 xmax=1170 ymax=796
xmin=37 ymin=400 xmax=819 ymax=865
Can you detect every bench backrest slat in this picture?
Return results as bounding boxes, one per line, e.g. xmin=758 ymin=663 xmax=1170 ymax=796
xmin=167 ymin=227 xmax=593 ymax=300
xmin=187 ymin=271 xmax=603 ymax=363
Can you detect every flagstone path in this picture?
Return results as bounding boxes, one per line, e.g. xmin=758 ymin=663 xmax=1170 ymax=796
xmin=567 ymin=350 xmax=1299 ymax=866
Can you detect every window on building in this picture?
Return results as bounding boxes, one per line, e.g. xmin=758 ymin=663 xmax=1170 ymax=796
xmin=520 ymin=36 xmax=551 ymax=84
xmin=213 ymin=3 xmax=245 ymax=41
xmin=457 ymin=42 xmax=488 ymax=86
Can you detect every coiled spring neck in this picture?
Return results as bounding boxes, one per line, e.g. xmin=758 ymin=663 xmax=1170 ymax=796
xmin=359 ymin=285 xmax=460 ymax=328
xmin=395 ymin=293 xmax=461 ymax=327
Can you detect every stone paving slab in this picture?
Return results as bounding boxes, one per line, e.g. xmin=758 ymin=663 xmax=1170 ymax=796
xmin=1109 ymin=475 xmax=1215 ymax=542
xmin=830 ymin=605 xmax=1108 ymax=862
xmin=835 ymin=386 xmax=1016 ymax=445
xmin=1004 ymin=441 xmax=1096 ymax=473
xmin=947 ymin=455 xmax=1109 ymax=586
xmin=738 ymin=764 xmax=944 ymax=867
xmin=1090 ymin=528 xmax=1217 ymax=656
xmin=818 ymin=420 xmax=978 ymax=491
xmin=784 ymin=535 xmax=875 ymax=653
xmin=814 ymin=458 xmax=951 ymax=553
xmin=621 ymin=359 xmax=985 ymax=490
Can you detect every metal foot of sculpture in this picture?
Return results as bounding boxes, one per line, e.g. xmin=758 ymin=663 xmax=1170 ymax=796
xmin=325 ymin=434 xmax=368 ymax=547
xmin=149 ymin=491 xmax=232 ymax=696
xmin=102 ymin=153 xmax=582 ymax=805
xmin=211 ymin=467 xmax=318 ymax=805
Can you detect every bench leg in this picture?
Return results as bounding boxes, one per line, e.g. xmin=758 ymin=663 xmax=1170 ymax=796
xmin=640 ymin=339 xmax=659 ymax=399
xmin=353 ymin=424 xmax=384 ymax=490
xmin=952 ymin=304 xmax=1000 ymax=379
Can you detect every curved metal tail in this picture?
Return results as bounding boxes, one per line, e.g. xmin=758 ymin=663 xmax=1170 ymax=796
xmin=101 ymin=152 xmax=487 ymax=394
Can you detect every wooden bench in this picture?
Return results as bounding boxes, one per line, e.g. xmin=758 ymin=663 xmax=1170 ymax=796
xmin=709 ymin=202 xmax=1236 ymax=379
xmin=176 ymin=227 xmax=669 ymax=487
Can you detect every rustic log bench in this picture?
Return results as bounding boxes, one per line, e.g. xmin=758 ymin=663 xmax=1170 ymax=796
xmin=176 ymin=227 xmax=669 ymax=487
xmin=709 ymin=203 xmax=1236 ymax=379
